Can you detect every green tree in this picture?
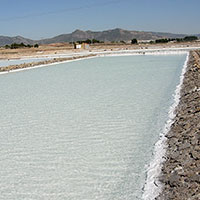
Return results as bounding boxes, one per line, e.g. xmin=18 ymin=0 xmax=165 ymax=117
xmin=155 ymin=38 xmax=169 ymax=43
xmin=131 ymin=38 xmax=138 ymax=44
xmin=5 ymin=45 xmax=10 ymax=49
xmin=183 ymin=36 xmax=198 ymax=41
xmin=92 ymin=39 xmax=100 ymax=43
xmin=85 ymin=39 xmax=92 ymax=44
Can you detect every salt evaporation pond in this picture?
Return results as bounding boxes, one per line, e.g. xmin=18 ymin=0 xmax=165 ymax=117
xmin=0 ymin=57 xmax=52 ymax=68
xmin=0 ymin=54 xmax=186 ymax=200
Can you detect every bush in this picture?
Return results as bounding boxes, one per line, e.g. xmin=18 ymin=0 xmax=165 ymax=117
xmin=183 ymin=36 xmax=198 ymax=41
xmin=131 ymin=38 xmax=138 ymax=44
xmin=92 ymin=39 xmax=100 ymax=43
xmin=5 ymin=43 xmax=34 ymax=49
xmin=85 ymin=39 xmax=92 ymax=44
xmin=155 ymin=38 xmax=169 ymax=43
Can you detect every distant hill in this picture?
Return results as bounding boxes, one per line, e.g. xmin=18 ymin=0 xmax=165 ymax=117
xmin=38 ymin=28 xmax=187 ymax=44
xmin=0 ymin=28 xmax=199 ymax=46
xmin=195 ymin=34 xmax=200 ymax=38
xmin=0 ymin=36 xmax=35 ymax=46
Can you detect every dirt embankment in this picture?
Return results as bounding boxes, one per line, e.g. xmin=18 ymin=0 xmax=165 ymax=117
xmin=0 ymin=54 xmax=96 ymax=73
xmin=157 ymin=51 xmax=200 ymax=200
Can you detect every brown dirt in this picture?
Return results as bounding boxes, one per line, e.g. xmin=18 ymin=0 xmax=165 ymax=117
xmin=0 ymin=41 xmax=200 ymax=60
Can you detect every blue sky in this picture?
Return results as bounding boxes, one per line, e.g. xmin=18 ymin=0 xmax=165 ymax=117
xmin=0 ymin=0 xmax=200 ymax=39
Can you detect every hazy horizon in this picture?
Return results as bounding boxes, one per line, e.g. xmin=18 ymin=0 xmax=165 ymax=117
xmin=0 ymin=27 xmax=199 ymax=40
xmin=0 ymin=0 xmax=200 ymax=40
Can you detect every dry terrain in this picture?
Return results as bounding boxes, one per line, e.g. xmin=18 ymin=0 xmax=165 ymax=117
xmin=0 ymin=41 xmax=200 ymax=60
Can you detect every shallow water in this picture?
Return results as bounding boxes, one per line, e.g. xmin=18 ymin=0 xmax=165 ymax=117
xmin=0 ymin=54 xmax=186 ymax=200
xmin=0 ymin=57 xmax=51 ymax=68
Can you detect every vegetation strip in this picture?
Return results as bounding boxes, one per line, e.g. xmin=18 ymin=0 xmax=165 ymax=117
xmin=157 ymin=50 xmax=200 ymax=200
xmin=0 ymin=54 xmax=96 ymax=72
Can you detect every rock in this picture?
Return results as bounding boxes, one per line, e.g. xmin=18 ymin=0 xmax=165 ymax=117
xmin=157 ymin=51 xmax=200 ymax=199
xmin=168 ymin=172 xmax=181 ymax=187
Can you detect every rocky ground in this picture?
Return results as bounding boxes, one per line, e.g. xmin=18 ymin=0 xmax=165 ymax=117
xmin=157 ymin=51 xmax=200 ymax=200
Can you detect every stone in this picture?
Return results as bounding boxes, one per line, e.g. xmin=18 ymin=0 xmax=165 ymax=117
xmin=157 ymin=51 xmax=200 ymax=199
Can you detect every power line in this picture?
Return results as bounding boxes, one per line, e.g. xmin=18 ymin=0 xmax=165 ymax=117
xmin=0 ymin=0 xmax=127 ymax=22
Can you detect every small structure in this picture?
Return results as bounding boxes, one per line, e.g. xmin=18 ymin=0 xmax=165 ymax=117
xmin=82 ymin=43 xmax=90 ymax=50
xmin=74 ymin=43 xmax=82 ymax=49
xmin=74 ymin=43 xmax=90 ymax=49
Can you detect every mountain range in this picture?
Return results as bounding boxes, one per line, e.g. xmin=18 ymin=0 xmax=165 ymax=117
xmin=0 ymin=28 xmax=199 ymax=46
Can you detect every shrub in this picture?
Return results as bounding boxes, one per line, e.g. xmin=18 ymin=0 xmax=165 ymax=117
xmin=131 ymin=38 xmax=138 ymax=44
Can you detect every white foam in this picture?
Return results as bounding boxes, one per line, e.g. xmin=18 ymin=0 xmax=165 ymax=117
xmin=92 ymin=46 xmax=199 ymax=56
xmin=100 ymin=50 xmax=188 ymax=57
xmin=142 ymin=52 xmax=189 ymax=200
